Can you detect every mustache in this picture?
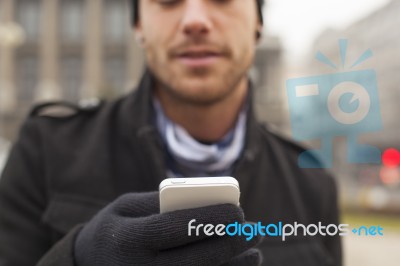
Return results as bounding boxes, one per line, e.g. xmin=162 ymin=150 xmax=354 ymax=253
xmin=168 ymin=40 xmax=232 ymax=57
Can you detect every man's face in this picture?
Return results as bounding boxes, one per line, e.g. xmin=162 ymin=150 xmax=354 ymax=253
xmin=136 ymin=0 xmax=260 ymax=105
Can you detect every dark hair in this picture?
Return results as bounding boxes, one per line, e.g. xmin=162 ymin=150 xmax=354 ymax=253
xmin=131 ymin=0 xmax=264 ymax=26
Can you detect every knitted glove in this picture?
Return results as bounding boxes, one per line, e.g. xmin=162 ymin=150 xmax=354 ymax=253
xmin=74 ymin=192 xmax=262 ymax=266
xmin=223 ymin=249 xmax=263 ymax=266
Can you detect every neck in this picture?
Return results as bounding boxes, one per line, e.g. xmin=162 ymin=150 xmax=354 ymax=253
xmin=154 ymin=78 xmax=248 ymax=143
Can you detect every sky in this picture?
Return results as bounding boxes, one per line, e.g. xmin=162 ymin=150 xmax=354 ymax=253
xmin=264 ymin=0 xmax=392 ymax=63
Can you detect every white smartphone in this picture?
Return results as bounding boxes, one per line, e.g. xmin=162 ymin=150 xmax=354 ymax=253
xmin=159 ymin=176 xmax=240 ymax=213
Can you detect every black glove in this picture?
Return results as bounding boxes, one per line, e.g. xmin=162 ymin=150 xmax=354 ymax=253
xmin=222 ymin=248 xmax=263 ymax=266
xmin=74 ymin=192 xmax=262 ymax=266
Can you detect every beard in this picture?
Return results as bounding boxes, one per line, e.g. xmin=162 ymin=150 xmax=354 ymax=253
xmin=151 ymin=67 xmax=248 ymax=107
xmin=146 ymin=43 xmax=253 ymax=106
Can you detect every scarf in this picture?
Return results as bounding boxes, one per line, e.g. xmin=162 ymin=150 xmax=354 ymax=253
xmin=154 ymin=99 xmax=246 ymax=177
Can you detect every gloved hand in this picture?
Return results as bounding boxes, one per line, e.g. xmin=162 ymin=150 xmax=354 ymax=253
xmin=222 ymin=248 xmax=263 ymax=266
xmin=74 ymin=192 xmax=262 ymax=266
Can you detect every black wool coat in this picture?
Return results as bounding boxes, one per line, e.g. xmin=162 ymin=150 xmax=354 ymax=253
xmin=0 ymin=72 xmax=341 ymax=266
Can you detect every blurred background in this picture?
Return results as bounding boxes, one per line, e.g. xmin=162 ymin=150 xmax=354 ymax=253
xmin=0 ymin=0 xmax=399 ymax=265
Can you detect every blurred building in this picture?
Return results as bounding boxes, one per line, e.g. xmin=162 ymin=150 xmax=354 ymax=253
xmin=310 ymin=0 xmax=400 ymax=211
xmin=252 ymin=36 xmax=284 ymax=129
xmin=0 ymin=0 xmax=144 ymax=140
xmin=0 ymin=0 xmax=283 ymax=141
xmin=312 ymin=0 xmax=400 ymax=146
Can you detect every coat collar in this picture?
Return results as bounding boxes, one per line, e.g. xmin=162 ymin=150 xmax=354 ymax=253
xmin=119 ymin=69 xmax=158 ymax=136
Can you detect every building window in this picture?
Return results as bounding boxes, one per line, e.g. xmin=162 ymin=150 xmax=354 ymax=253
xmin=15 ymin=0 xmax=41 ymax=43
xmin=60 ymin=0 xmax=84 ymax=43
xmin=61 ymin=57 xmax=82 ymax=102
xmin=104 ymin=0 xmax=129 ymax=43
xmin=16 ymin=56 xmax=38 ymax=102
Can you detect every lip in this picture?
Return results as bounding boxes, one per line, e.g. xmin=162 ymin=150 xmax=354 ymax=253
xmin=175 ymin=49 xmax=223 ymax=68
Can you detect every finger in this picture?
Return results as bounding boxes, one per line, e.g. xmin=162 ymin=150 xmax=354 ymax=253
xmin=157 ymin=233 xmax=262 ymax=266
xmin=220 ymin=248 xmax=263 ymax=266
xmin=137 ymin=204 xmax=245 ymax=250
xmin=113 ymin=191 xmax=160 ymax=217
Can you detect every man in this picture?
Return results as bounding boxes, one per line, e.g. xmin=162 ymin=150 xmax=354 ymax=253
xmin=0 ymin=0 xmax=341 ymax=265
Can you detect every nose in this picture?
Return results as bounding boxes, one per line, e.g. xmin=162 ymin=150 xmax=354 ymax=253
xmin=181 ymin=0 xmax=212 ymax=37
